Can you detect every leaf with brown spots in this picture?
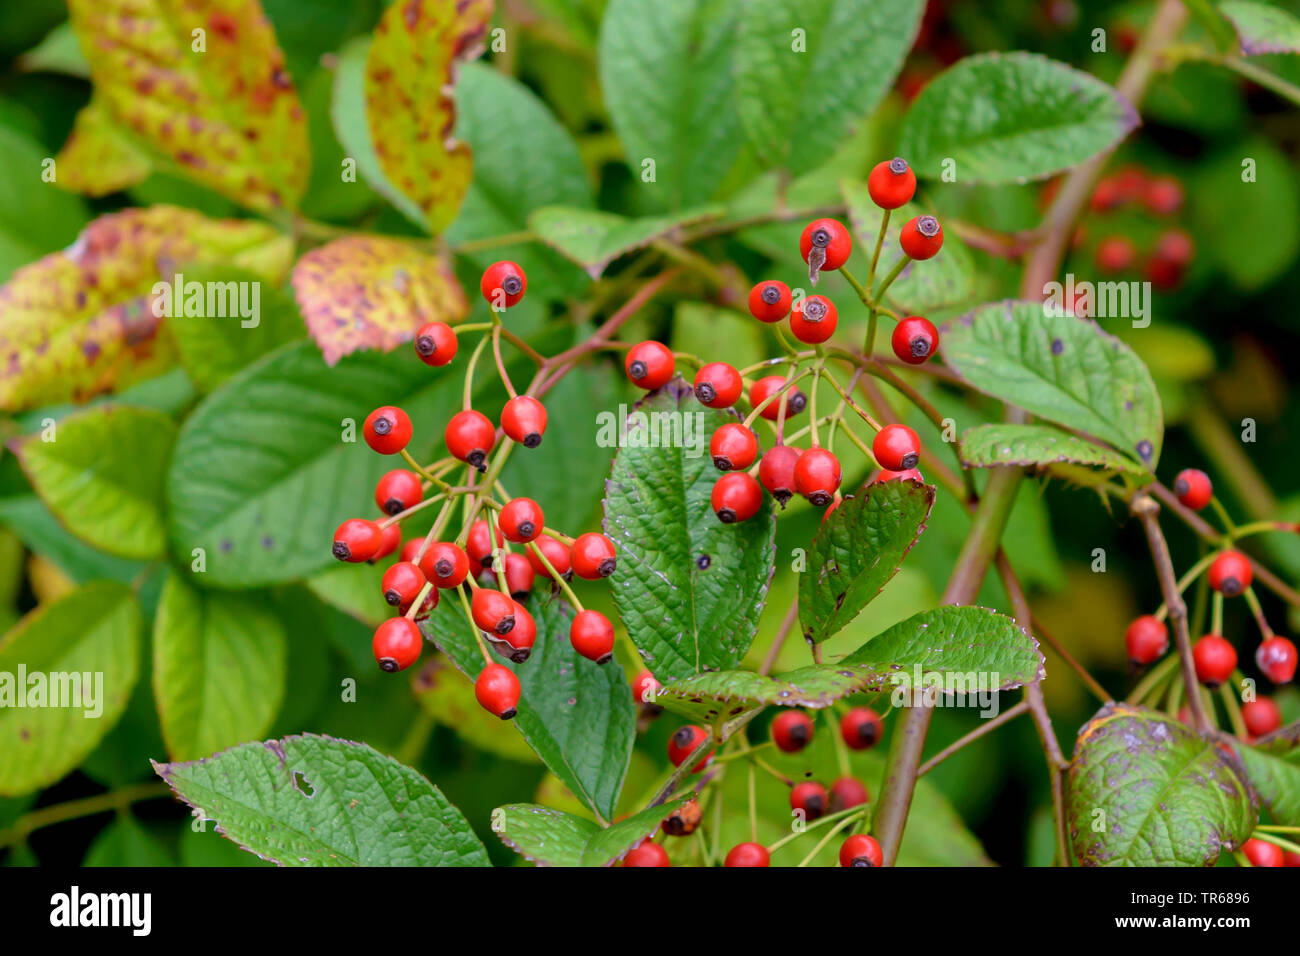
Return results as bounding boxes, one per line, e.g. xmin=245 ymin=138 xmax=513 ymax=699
xmin=365 ymin=0 xmax=493 ymax=234
xmin=291 ymin=236 xmax=467 ymax=365
xmin=0 ymin=206 xmax=292 ymax=412
xmin=1067 ymin=702 xmax=1256 ymax=866
xmin=655 ymin=664 xmax=895 ymax=727
xmin=53 ymin=97 xmax=153 ymax=197
xmin=64 ymin=0 xmax=309 ymax=214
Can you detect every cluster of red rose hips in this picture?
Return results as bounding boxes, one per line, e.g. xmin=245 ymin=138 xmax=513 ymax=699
xmin=1124 ymin=467 xmax=1297 ymax=740
xmin=621 ymin=158 xmax=941 ymax=526
xmin=331 ymin=261 xmax=622 ymax=721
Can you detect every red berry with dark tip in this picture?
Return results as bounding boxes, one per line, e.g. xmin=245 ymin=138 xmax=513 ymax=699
xmin=445 ymin=409 xmax=496 ymax=472
xmin=363 ymin=406 xmax=412 ymax=455
xmin=724 ymin=843 xmax=770 ymax=867
xmin=471 ymin=588 xmax=516 ymax=635
xmin=488 ymin=601 xmax=535 ymax=663
xmin=750 ymin=375 xmax=806 ymax=421
xmin=748 ymin=280 xmax=793 ymax=322
xmin=421 ymin=541 xmax=470 ymax=588
xmin=1173 ymin=468 xmax=1212 ymax=510
xmin=480 ymin=260 xmax=526 ymax=309
xmin=873 ymin=424 xmax=921 ymax=471
xmin=414 ymin=321 xmax=458 ymax=366
xmin=891 ymin=316 xmax=939 ymax=365
xmin=710 ymin=423 xmax=759 ymax=471
xmin=1257 ymin=636 xmax=1298 ymax=684
xmin=668 ymin=725 xmax=713 ymax=772
xmin=570 ymin=609 xmax=616 ymax=664
xmin=503 ymin=552 xmax=534 ymax=600
xmin=899 ymin=215 xmax=943 ymax=260
xmin=790 ymin=294 xmax=838 ymax=344
xmin=1208 ymin=550 xmax=1251 ymax=597
xmin=794 ymin=447 xmax=841 ymax=507
xmin=333 ymin=518 xmax=384 ymax=563
xmin=571 ymin=532 xmax=617 ymax=579
xmin=625 ymin=340 xmax=675 ymax=390
xmin=830 ymin=776 xmax=869 ymax=812
xmin=375 ymin=469 xmax=423 ymax=516
xmin=381 ymin=561 xmax=426 ymax=608
xmin=373 ymin=618 xmax=422 ymax=673
xmin=759 ymin=445 xmax=802 ymax=508
xmin=499 ymin=497 xmax=544 ymax=544
xmin=790 ymin=782 xmax=829 ymax=821
xmin=527 ymin=534 xmax=572 ymax=580
xmin=622 ymin=841 xmax=670 ymax=867
xmin=841 ymin=707 xmax=883 ymax=750
xmin=1242 ymin=697 xmax=1281 ymax=737
xmin=839 ymin=834 xmax=883 ymax=867
xmin=800 ymin=218 xmax=852 ymax=281
xmin=712 ymin=472 xmax=763 ymax=523
xmin=694 ymin=362 xmax=743 ymax=408
xmin=475 ymin=662 xmax=521 ymax=719
xmin=1125 ymin=615 xmax=1168 ymax=665
xmin=868 ymin=158 xmax=917 ymax=210
xmin=1193 ymin=634 xmax=1237 ymax=687
xmin=771 ymin=710 xmax=815 ymax=753
xmin=501 ymin=395 xmax=548 ymax=448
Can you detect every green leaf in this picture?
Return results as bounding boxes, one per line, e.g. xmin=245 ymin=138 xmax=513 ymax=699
xmin=898 ymin=52 xmax=1138 ymax=184
xmin=168 ymin=266 xmax=305 ymax=393
xmin=598 ymin=0 xmax=748 ymax=209
xmin=0 ymin=581 xmax=141 ymax=796
xmin=942 ymin=300 xmax=1163 ymax=468
xmin=84 ymin=815 xmax=174 ymax=867
xmin=960 ymin=423 xmax=1152 ymax=479
xmin=734 ymin=0 xmax=925 ymax=175
xmin=495 ymin=799 xmax=686 ymax=866
xmin=167 ymin=341 xmax=463 ymax=588
xmin=604 ymin=381 xmax=777 ymax=682
xmin=1067 ymin=703 xmax=1256 ymax=866
xmin=0 ymin=126 xmax=90 ymax=283
xmin=799 ymin=478 xmax=934 ymax=645
xmin=54 ymin=97 xmax=153 ymax=197
xmin=1234 ymin=738 xmax=1300 ymax=825
xmin=529 ymin=205 xmax=722 ymax=278
xmin=655 ymin=663 xmax=894 ymax=726
xmin=153 ymin=733 xmax=489 ymax=866
xmin=13 ymin=406 xmax=177 ymax=560
xmin=422 ymin=594 xmax=636 ymax=824
xmin=152 ymin=572 xmax=287 ymax=761
xmin=843 ymin=605 xmax=1045 ymax=688
xmin=1221 ymin=1 xmax=1300 ymax=55
xmin=841 ymin=181 xmax=977 ymax=314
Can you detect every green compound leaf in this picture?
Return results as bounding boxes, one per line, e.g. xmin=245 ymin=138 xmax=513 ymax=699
xmin=1067 ymin=703 xmax=1256 ymax=866
xmin=153 ymin=734 xmax=489 ymax=866
xmin=152 ymin=572 xmax=287 ymax=761
xmin=898 ymin=52 xmax=1138 ymax=184
xmin=0 ymin=581 xmax=141 ymax=797
xmin=942 ymin=300 xmax=1163 ymax=469
xmin=528 ymin=205 xmax=722 ymax=278
xmin=799 ymin=478 xmax=934 ymax=645
xmin=1234 ymin=737 xmax=1300 ymax=826
xmin=13 ymin=406 xmax=177 ymax=560
xmin=604 ymin=381 xmax=778 ymax=683
xmin=734 ymin=0 xmax=925 ymax=175
xmin=960 ymin=423 xmax=1152 ymax=480
xmin=1220 ymin=1 xmax=1300 ymax=55
xmin=421 ymin=594 xmax=636 ymax=824
xmin=495 ymin=799 xmax=687 ymax=866
xmin=598 ymin=0 xmax=748 ymax=210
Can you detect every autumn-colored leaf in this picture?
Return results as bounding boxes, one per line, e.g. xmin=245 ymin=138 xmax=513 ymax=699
xmin=64 ymin=0 xmax=309 ymax=214
xmin=365 ymin=0 xmax=493 ymax=234
xmin=0 ymin=206 xmax=292 ymax=411
xmin=292 ymin=236 xmax=468 ymax=365
xmin=54 ymin=98 xmax=153 ymax=197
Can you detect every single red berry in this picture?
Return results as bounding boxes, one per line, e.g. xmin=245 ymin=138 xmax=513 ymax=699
xmin=873 ymin=424 xmax=921 ymax=471
xmin=1173 ymin=468 xmax=1212 ymax=510
xmin=771 ymin=710 xmax=815 ymax=753
xmin=710 ymin=423 xmax=759 ymax=472
xmin=724 ymin=842 xmax=770 ymax=867
xmin=891 ymin=315 xmax=939 ymax=365
xmin=800 ymin=218 xmax=853 ymax=282
xmin=381 ymin=561 xmax=426 ymax=609
xmin=1089 ymin=176 xmax=1124 ymax=212
xmin=759 ymin=445 xmax=802 ymax=508
xmin=480 ymin=260 xmax=526 ymax=309
xmin=830 ymin=776 xmax=869 ymax=812
xmin=499 ymin=497 xmax=544 ymax=544
xmin=625 ymin=340 xmax=675 ymax=390
xmin=841 ymin=707 xmax=883 ymax=750
xmin=694 ymin=362 xmax=743 ymax=408
xmin=667 ymin=725 xmax=714 ymax=772
xmin=839 ymin=833 xmax=884 ymax=867
xmin=375 ymin=469 xmax=423 ymax=516
xmin=363 ymin=406 xmax=413 ymax=455
xmin=475 ymin=662 xmax=521 ymax=719
xmin=1146 ymin=229 xmax=1194 ymax=290
xmin=789 ymin=294 xmax=839 ymax=344
xmin=661 ymin=799 xmax=702 ymax=837
xmin=873 ymin=467 xmax=923 ymax=483
xmin=1193 ymin=634 xmax=1237 ymax=687
xmin=1242 ymin=697 xmax=1281 ymax=737
xmin=503 ymin=552 xmax=534 ymax=600
xmin=1243 ymin=838 xmax=1284 ymax=867
xmin=400 ymin=537 xmax=423 ymax=563
xmin=1208 ymin=550 xmax=1251 ymax=597
xmin=1142 ymin=175 xmax=1184 ymax=216
xmin=414 ymin=322 xmax=458 ymax=366
xmin=794 ymin=447 xmax=842 ymax=507
xmin=633 ymin=669 xmax=661 ymax=705
xmin=1257 ymin=636 xmax=1298 ymax=684
xmin=333 ymin=518 xmax=384 ymax=562
xmin=527 ymin=534 xmax=572 ymax=580
xmin=421 ymin=541 xmax=470 ymax=588
xmin=1095 ymin=235 xmax=1137 ymax=273
xmin=748 ymin=280 xmax=792 ymax=322
xmin=750 ymin=375 xmax=806 ymax=421
xmin=622 ymin=840 xmax=670 ymax=867
xmin=790 ymin=782 xmax=829 ymax=821
xmin=712 ymin=472 xmax=763 ymax=523
xmin=466 ymin=519 xmax=505 ymax=570
xmin=570 ymin=532 xmax=617 ymax=580
xmin=868 ymin=157 xmax=917 ymax=209
xmin=373 ymin=617 xmax=423 ymax=673
xmin=899 ymin=215 xmax=943 ymax=260
xmin=488 ymin=601 xmax=535 ymax=663
xmin=471 ymin=587 xmax=516 ymax=635
xmin=570 ymin=609 xmax=616 ymax=664
xmin=1287 ymin=851 xmax=1300 ymax=867
xmin=1125 ymin=615 xmax=1169 ymax=665
xmin=501 ymin=395 xmax=548 ymax=448
xmin=372 ymin=523 xmax=401 ymax=562
xmin=444 ymin=409 xmax=496 ymax=472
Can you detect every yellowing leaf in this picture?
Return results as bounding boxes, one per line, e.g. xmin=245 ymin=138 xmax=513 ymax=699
xmin=291 ymin=236 xmax=467 ymax=365
xmin=54 ymin=98 xmax=152 ymax=197
xmin=65 ymin=0 xmax=310 ymax=214
xmin=364 ymin=0 xmax=493 ymax=234
xmin=0 ymin=206 xmax=291 ymax=411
